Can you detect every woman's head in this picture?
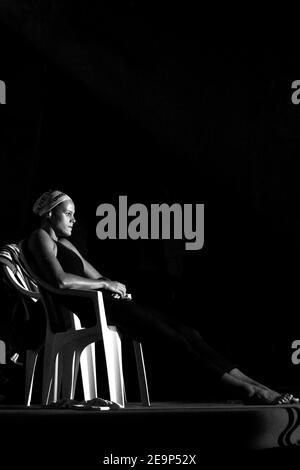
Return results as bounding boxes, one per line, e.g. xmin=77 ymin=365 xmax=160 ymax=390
xmin=33 ymin=190 xmax=72 ymax=216
xmin=33 ymin=190 xmax=76 ymax=238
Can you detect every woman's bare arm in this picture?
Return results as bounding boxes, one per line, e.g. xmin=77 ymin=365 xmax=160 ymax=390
xmin=28 ymin=229 xmax=127 ymax=296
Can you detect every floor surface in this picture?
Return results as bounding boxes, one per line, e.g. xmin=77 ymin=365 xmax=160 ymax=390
xmin=1 ymin=400 xmax=300 ymax=467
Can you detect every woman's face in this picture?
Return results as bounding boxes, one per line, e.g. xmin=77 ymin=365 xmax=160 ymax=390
xmin=49 ymin=200 xmax=76 ymax=237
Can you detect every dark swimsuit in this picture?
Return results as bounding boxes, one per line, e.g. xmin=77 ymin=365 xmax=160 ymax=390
xmin=53 ymin=241 xmax=235 ymax=380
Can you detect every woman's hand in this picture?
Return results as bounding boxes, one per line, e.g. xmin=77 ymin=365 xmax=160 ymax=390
xmin=104 ymin=280 xmax=127 ymax=298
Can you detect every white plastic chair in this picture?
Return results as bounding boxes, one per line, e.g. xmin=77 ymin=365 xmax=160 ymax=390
xmin=0 ymin=244 xmax=109 ymax=405
xmin=19 ymin=241 xmax=150 ymax=407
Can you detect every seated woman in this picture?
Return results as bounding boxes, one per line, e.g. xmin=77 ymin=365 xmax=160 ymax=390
xmin=26 ymin=189 xmax=299 ymax=406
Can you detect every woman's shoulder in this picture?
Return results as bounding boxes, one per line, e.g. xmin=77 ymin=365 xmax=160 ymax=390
xmin=29 ymin=229 xmax=56 ymax=251
xmin=30 ymin=228 xmax=50 ymax=242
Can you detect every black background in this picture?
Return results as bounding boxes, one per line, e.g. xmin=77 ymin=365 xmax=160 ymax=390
xmin=1 ymin=2 xmax=300 ymax=401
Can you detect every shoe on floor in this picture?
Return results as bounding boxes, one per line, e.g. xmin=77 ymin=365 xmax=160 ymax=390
xmin=80 ymin=397 xmax=122 ymax=409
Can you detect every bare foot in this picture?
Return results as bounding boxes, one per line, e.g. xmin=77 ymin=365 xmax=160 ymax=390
xmin=229 ymin=368 xmax=272 ymax=392
xmin=221 ymin=371 xmax=299 ymax=404
xmin=246 ymin=385 xmax=280 ymax=404
xmin=229 ymin=369 xmax=299 ymax=404
xmin=245 ymin=385 xmax=300 ymax=405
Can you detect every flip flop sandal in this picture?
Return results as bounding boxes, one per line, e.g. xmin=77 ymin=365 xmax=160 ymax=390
xmin=42 ymin=398 xmax=112 ymax=410
xmin=79 ymin=397 xmax=122 ymax=409
xmin=245 ymin=392 xmax=299 ymax=406
xmin=42 ymin=399 xmax=81 ymax=409
xmin=271 ymin=393 xmax=299 ymax=405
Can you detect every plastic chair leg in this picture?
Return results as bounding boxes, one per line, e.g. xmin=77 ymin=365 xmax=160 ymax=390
xmin=80 ymin=343 xmax=98 ymax=401
xmin=53 ymin=346 xmax=79 ymax=401
xmin=51 ymin=353 xmax=60 ymax=403
xmin=60 ymin=347 xmax=76 ymax=401
xmin=133 ymin=341 xmax=150 ymax=406
xmin=25 ymin=349 xmax=39 ymax=406
xmin=42 ymin=340 xmax=59 ymax=405
xmin=71 ymin=349 xmax=81 ymax=400
xmin=103 ymin=328 xmax=125 ymax=407
xmin=73 ymin=313 xmax=98 ymax=401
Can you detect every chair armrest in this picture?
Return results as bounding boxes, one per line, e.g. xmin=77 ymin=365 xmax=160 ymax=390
xmin=44 ymin=286 xmax=109 ymax=331
xmin=42 ymin=285 xmax=105 ymax=310
xmin=38 ymin=282 xmax=102 ymax=300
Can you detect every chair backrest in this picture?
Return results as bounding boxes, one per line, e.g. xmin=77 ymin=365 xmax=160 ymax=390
xmin=0 ymin=244 xmax=42 ymax=362
xmin=0 ymin=244 xmax=40 ymax=302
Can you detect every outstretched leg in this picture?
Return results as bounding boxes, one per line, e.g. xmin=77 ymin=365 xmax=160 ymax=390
xmin=100 ymin=296 xmax=299 ymax=404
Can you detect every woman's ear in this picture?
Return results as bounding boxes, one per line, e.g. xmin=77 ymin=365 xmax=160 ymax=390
xmin=46 ymin=211 xmax=52 ymax=219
